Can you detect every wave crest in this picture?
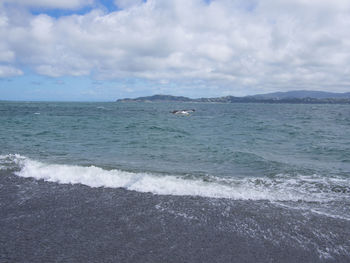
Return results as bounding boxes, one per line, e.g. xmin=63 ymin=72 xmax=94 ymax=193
xmin=1 ymin=154 xmax=349 ymax=202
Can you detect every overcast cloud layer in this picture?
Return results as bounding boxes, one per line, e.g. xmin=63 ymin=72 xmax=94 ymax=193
xmin=1 ymin=0 xmax=350 ymax=96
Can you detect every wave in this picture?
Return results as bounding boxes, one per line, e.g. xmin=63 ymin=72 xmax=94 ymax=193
xmin=1 ymin=154 xmax=349 ymax=203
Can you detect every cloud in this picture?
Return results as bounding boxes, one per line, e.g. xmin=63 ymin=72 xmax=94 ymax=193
xmin=0 ymin=65 xmax=23 ymax=77
xmin=1 ymin=0 xmax=350 ymax=94
xmin=1 ymin=0 xmax=93 ymax=9
xmin=114 ymin=0 xmax=144 ymax=9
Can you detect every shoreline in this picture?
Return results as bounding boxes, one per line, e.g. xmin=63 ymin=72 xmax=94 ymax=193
xmin=1 ymin=171 xmax=350 ymax=262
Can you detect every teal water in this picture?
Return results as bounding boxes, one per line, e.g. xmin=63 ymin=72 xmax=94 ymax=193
xmin=1 ymin=102 xmax=349 ymax=175
xmin=1 ymin=101 xmax=350 ymax=262
xmin=1 ymin=101 xmax=350 ymax=216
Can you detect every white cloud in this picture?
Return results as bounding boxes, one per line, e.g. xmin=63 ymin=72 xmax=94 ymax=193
xmin=0 ymin=65 xmax=23 ymax=77
xmin=114 ymin=0 xmax=144 ymax=9
xmin=1 ymin=0 xmax=93 ymax=9
xmin=1 ymin=0 xmax=350 ymax=94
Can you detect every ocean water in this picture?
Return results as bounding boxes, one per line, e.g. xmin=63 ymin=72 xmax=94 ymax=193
xmin=1 ymin=101 xmax=350 ymax=262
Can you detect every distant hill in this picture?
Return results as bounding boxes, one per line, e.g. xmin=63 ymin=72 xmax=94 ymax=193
xmin=117 ymin=94 xmax=192 ymax=102
xmin=249 ymin=90 xmax=350 ymax=99
xmin=117 ymin=94 xmax=248 ymax=103
xmin=116 ymin=91 xmax=350 ymax=104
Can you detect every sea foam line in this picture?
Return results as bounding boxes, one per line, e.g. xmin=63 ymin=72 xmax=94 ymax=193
xmin=1 ymin=154 xmax=349 ymax=202
xmin=12 ymin=157 xmax=265 ymax=200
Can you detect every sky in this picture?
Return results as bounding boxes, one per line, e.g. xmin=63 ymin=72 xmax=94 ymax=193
xmin=0 ymin=0 xmax=350 ymax=101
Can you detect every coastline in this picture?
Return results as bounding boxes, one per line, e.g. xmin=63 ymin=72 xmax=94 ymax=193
xmin=1 ymin=171 xmax=349 ymax=263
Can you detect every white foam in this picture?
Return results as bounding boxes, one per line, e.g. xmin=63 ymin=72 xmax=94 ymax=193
xmin=0 ymin=154 xmax=25 ymax=169
xmin=1 ymin=154 xmax=349 ymax=202
xmin=12 ymin=157 xmax=264 ymax=199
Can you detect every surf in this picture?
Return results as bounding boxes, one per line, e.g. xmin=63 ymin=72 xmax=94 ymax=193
xmin=1 ymin=154 xmax=349 ymax=204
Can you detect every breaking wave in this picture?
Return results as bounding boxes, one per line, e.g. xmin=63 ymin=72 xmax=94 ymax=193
xmin=1 ymin=154 xmax=349 ymax=203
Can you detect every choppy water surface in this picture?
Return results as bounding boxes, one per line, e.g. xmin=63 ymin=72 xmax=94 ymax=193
xmin=1 ymin=101 xmax=350 ymax=261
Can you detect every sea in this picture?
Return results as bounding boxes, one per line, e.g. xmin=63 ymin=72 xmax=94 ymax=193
xmin=1 ymin=101 xmax=350 ymax=262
